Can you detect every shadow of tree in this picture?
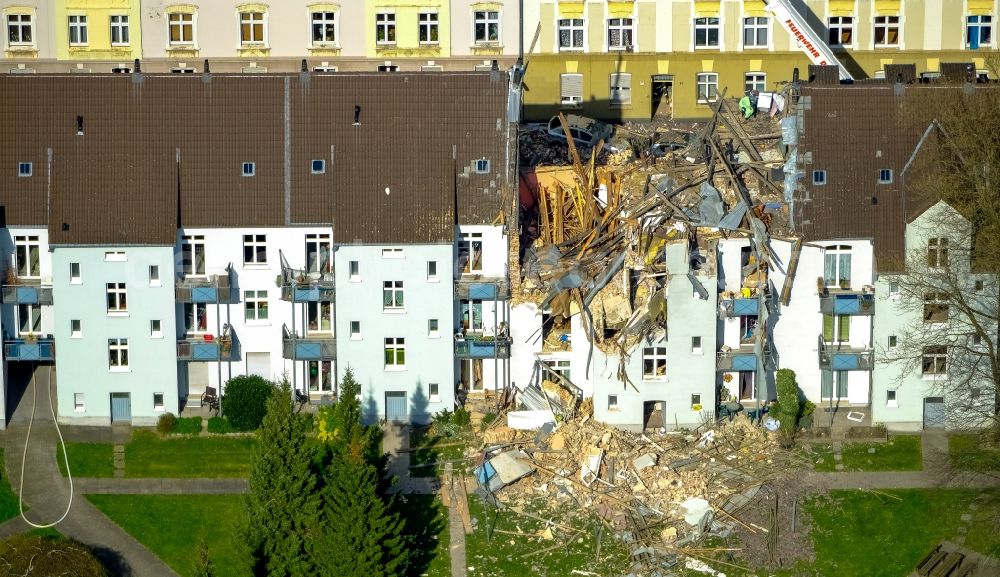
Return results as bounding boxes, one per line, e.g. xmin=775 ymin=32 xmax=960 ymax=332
xmin=410 ymin=381 xmax=430 ymax=425
xmin=391 ymin=494 xmax=447 ymax=577
xmin=89 ymin=544 xmax=134 ymax=577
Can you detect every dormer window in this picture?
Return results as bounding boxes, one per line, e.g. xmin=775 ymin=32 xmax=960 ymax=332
xmin=18 ymin=162 xmax=31 ymax=177
xmin=242 ymin=162 xmax=256 ymax=176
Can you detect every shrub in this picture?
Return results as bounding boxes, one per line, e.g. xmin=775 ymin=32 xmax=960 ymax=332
xmin=221 ymin=376 xmax=276 ymax=432
xmin=452 ymin=408 xmax=471 ymax=428
xmin=174 ymin=417 xmax=203 ymax=435
xmin=156 ymin=413 xmax=178 ymax=434
xmin=0 ymin=535 xmax=108 ymax=576
xmin=207 ymin=416 xmax=233 ymax=434
xmin=801 ymin=400 xmax=816 ymax=419
xmin=481 ymin=412 xmax=497 ymax=430
xmin=775 ymin=368 xmax=800 ymax=445
xmin=432 ymin=409 xmax=453 ymax=426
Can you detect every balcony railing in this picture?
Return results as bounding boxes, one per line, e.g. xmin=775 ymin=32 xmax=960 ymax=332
xmin=281 ymin=324 xmax=336 ymax=360
xmin=455 ymin=276 xmax=510 ymax=300
xmin=1 ymin=281 xmax=53 ymax=305
xmin=4 ymin=337 xmax=55 ymax=361
xmin=819 ymin=291 xmax=875 ymax=315
xmin=177 ymin=338 xmax=234 ymax=362
xmin=719 ymin=297 xmax=758 ymax=318
xmin=176 ymin=272 xmax=233 ymax=304
xmin=716 ymin=347 xmax=759 ymax=372
xmin=455 ymin=336 xmax=512 ymax=359
xmin=817 ymin=335 xmax=874 ymax=370
xmin=279 ymin=251 xmax=335 ymax=302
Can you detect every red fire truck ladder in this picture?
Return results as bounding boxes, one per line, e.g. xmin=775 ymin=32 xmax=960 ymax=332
xmin=764 ymin=0 xmax=853 ymax=82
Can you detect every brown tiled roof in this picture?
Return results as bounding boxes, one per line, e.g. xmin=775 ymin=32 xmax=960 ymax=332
xmin=0 ymin=72 xmax=510 ymax=245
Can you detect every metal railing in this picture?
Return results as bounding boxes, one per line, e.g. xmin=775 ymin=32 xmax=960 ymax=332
xmin=817 ymin=335 xmax=874 ymax=370
xmin=279 ymin=250 xmax=335 ymax=302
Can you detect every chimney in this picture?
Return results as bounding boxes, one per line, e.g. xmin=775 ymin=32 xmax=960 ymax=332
xmin=203 ymin=59 xmax=210 ymax=73
xmin=133 ymin=58 xmax=141 ymax=73
xmin=301 ymin=59 xmax=308 ymax=72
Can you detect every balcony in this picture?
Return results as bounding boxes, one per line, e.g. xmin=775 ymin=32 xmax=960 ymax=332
xmin=817 ymin=336 xmax=874 ymax=371
xmin=176 ymin=273 xmax=232 ymax=304
xmin=282 ymin=325 xmax=336 ymax=360
xmin=177 ymin=338 xmax=234 ymax=362
xmin=716 ymin=346 xmax=760 ymax=372
xmin=4 ymin=337 xmax=54 ymax=361
xmin=455 ymin=336 xmax=512 ymax=359
xmin=1 ymin=281 xmax=53 ymax=305
xmin=455 ymin=276 xmax=510 ymax=300
xmin=819 ymin=291 xmax=875 ymax=315
xmin=719 ymin=297 xmax=758 ymax=318
xmin=279 ymin=251 xmax=335 ymax=302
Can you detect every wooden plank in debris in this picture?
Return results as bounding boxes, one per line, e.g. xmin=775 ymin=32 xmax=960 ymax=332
xmin=780 ymin=239 xmax=802 ymax=305
xmin=455 ymin=474 xmax=474 ymax=534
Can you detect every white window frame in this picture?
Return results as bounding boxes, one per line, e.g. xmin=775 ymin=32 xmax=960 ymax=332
xmin=560 ymin=73 xmax=584 ymax=107
xmin=874 ymin=15 xmax=900 ymax=48
xmin=311 ymin=159 xmax=325 ymax=174
xmin=181 ymin=235 xmax=206 ymax=276
xmin=813 ymin=170 xmax=828 ymax=185
xmin=427 ymin=260 xmax=438 ymax=281
xmin=923 ymin=291 xmax=949 ymax=325
xmin=742 ymin=16 xmax=768 ymax=48
xmin=167 ymin=12 xmax=195 ymax=46
xmin=878 ymin=168 xmax=893 ymax=184
xmin=558 ymin=18 xmax=584 ymax=51
xmin=696 ymin=72 xmax=719 ymax=103
xmin=419 ymin=12 xmax=439 ymax=44
xmin=6 ymin=13 xmax=34 ymax=47
xmin=68 ymin=15 xmax=88 ymax=46
xmin=693 ymin=17 xmax=720 ymax=49
xmin=242 ymin=162 xmax=256 ymax=176
xmin=691 ymin=336 xmax=703 ymax=355
xmin=106 ymin=283 xmax=127 ymax=314
xmin=110 ymin=14 xmax=129 ymax=46
xmin=244 ymin=290 xmax=269 ymax=322
xmin=928 ymin=237 xmax=949 ymax=268
xmin=886 ymin=389 xmax=897 ymax=407
xmin=153 ymin=393 xmax=165 ymax=411
xmin=473 ymin=159 xmax=490 ymax=174
xmin=108 ymin=338 xmax=129 ymax=371
xmin=243 ymin=234 xmax=267 ymax=265
xmin=384 ymin=337 xmax=406 ymax=370
xmin=185 ymin=302 xmax=208 ymax=333
xmin=429 ymin=382 xmax=440 ymax=402
xmin=382 ymin=248 xmax=404 ymax=258
xmin=383 ymin=281 xmax=404 ymax=310
xmin=238 ymin=10 xmax=267 ymax=46
xmin=824 ymin=245 xmax=852 ymax=288
xmin=149 ymin=265 xmax=160 ymax=286
xmin=473 ymin=10 xmax=500 ymax=44
xmin=608 ymin=394 xmax=619 ymax=411
xmin=828 ymin=16 xmax=854 ymax=47
xmin=609 ymin=72 xmax=631 ymax=106
xmin=104 ymin=251 xmax=126 ymax=262
xmin=70 ymin=319 xmax=82 ymax=338
xmin=17 ymin=303 xmax=40 ymax=336
xmin=543 ymin=358 xmax=571 ymax=382
xmin=305 ymin=233 xmax=333 ymax=273
xmin=310 ymin=10 xmax=337 ymax=46
xmin=14 ymin=235 xmax=40 ymax=278
xmin=348 ymin=260 xmax=360 ymax=281
xmin=70 ymin=262 xmax=81 ymax=284
xmin=376 ymin=12 xmax=396 ymax=45
xmin=967 ymin=15 xmax=993 ymax=49
xmin=888 ymin=335 xmax=897 ymax=348
xmin=459 ymin=232 xmax=483 ymax=274
xmin=607 ymin=18 xmax=633 ymax=51
xmin=74 ymin=393 xmax=85 ymax=411
xmin=18 ymin=162 xmax=31 ymax=177
xmin=745 ymin=72 xmax=766 ymax=93
xmin=642 ymin=346 xmax=667 ymax=380
xmin=150 ymin=319 xmax=163 ymax=338
xmin=428 ymin=318 xmax=440 ymax=338
xmin=350 ymin=320 xmax=361 ymax=340
xmin=306 ymin=301 xmax=332 ymax=333
xmin=922 ymin=346 xmax=947 ymax=377
xmin=461 ymin=299 xmax=483 ymax=332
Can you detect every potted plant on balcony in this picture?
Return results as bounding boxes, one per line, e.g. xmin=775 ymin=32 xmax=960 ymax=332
xmin=25 ymin=332 xmax=37 ymax=344
xmin=219 ymin=335 xmax=232 ymax=354
xmin=816 ymin=276 xmax=826 ymax=295
xmin=5 ymin=268 xmax=18 ymax=286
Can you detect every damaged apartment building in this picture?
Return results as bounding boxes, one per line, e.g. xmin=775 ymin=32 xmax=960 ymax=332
xmin=0 ymin=70 xmax=515 ymax=427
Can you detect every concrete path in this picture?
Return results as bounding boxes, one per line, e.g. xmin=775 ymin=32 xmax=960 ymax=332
xmin=447 ymin=502 xmax=468 ymax=577
xmin=383 ymin=423 xmax=441 ymax=495
xmin=76 ymin=478 xmax=247 ymax=494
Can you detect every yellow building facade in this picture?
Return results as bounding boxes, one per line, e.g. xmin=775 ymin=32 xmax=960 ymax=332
xmin=522 ymin=0 xmax=997 ymax=121
xmin=54 ymin=0 xmax=141 ymax=63
xmin=365 ymin=0 xmax=453 ymax=61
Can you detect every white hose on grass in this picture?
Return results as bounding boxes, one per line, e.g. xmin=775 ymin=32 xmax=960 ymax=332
xmin=19 ymin=364 xmax=73 ymax=528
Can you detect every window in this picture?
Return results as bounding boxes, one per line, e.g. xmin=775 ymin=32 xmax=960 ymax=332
xmin=823 ymin=314 xmax=851 ymax=343
xmin=74 ymin=393 xmax=85 ymax=411
xmin=922 ymin=345 xmax=947 ymax=375
xmin=474 ymin=10 xmax=500 ymax=43
xmin=311 ymin=11 xmax=336 ymax=44
xmin=18 ymin=162 xmax=31 ymax=176
xmin=68 ymin=15 xmax=88 ymax=46
xmin=642 ymin=346 xmax=667 ymax=379
xmin=384 ymin=337 xmax=405 ymax=368
xmin=427 ymin=261 xmax=438 ymax=281
xmin=824 ymin=245 xmax=852 ymax=287
xmin=608 ymin=394 xmax=619 ymax=410
xmin=973 ymin=333 xmax=983 ymax=346
xmin=306 ymin=301 xmax=332 ymax=333
xmin=544 ymin=359 xmax=571 ymax=382
xmin=812 ymin=170 xmax=827 ymax=185
xmin=928 ymin=238 xmax=949 ymax=268
xmin=350 ymin=320 xmax=361 ymax=339
xmin=743 ymin=16 xmax=768 ymax=48
xmin=459 ymin=232 xmax=483 ymax=274
xmin=7 ymin=14 xmax=33 ymax=45
xmin=461 ymin=300 xmax=483 ymax=332
xmin=149 ymin=265 xmax=160 ymax=286
xmin=419 ymin=12 xmax=439 ymax=43
xmin=889 ymin=280 xmax=900 ymax=296
xmin=383 ymin=281 xmax=404 ymax=309
xmin=311 ymin=159 xmax=325 ymax=174
xmin=558 ymin=18 xmax=584 ymax=50
xmin=923 ymin=292 xmax=949 ymax=324
xmin=745 ymin=72 xmax=766 ymax=93
xmin=610 ymin=73 xmax=631 ymax=106
xmin=17 ymin=304 xmax=39 ymax=335
xmin=181 ymin=235 xmax=206 ymax=276
xmin=878 ymin=168 xmax=893 ymax=184
xmin=70 ymin=262 xmax=81 ymax=284
xmin=239 ymin=11 xmax=265 ymax=45
xmin=975 ymin=279 xmax=985 ymax=292
xmin=245 ymin=290 xmax=269 ymax=321
xmin=429 ymin=383 xmax=440 ymax=402
xmin=607 ymin=18 xmax=633 ymax=50
xmin=71 ymin=319 xmax=82 ymax=338
xmin=110 ymin=15 xmax=129 ymax=46
xmin=106 ymin=283 xmax=127 ymax=313
xmin=153 ymin=393 xmax=164 ymax=411
xmin=376 ymin=12 xmax=395 ymax=44
xmin=967 ymin=15 xmax=993 ymax=49
xmin=821 ymin=370 xmax=848 ymax=399
xmin=185 ymin=303 xmax=208 ymax=333
xmin=696 ymin=73 xmax=718 ymax=103
xmin=104 ymin=251 xmax=126 ymax=261
xmin=382 ymin=248 xmax=403 ymax=258
xmin=348 ymin=260 xmax=360 ymax=280
xmin=874 ymin=15 xmax=899 ymax=47
xmin=691 ymin=336 xmax=703 ymax=354
xmin=14 ymin=236 xmax=39 ymax=277
xmin=243 ymin=234 xmax=267 ymax=265
xmin=151 ymin=319 xmax=162 ymax=338
xmin=469 ymin=159 xmax=489 ymax=174
xmin=694 ymin=17 xmax=720 ymax=48
xmin=428 ymin=319 xmax=439 ymax=337
xmin=168 ymin=13 xmax=194 ymax=45
xmin=560 ymin=73 xmax=583 ymax=106
xmin=692 ymin=394 xmax=702 ymax=407
xmin=242 ymin=162 xmax=255 ymax=176
xmin=108 ymin=338 xmax=129 ymax=370
xmin=377 ymin=64 xmax=398 ymax=72
xmin=886 ymin=389 xmax=897 ymax=407
xmin=305 ymin=234 xmax=332 ymax=273
xmin=888 ymin=335 xmax=897 ymax=348
xmin=828 ymin=16 xmax=853 ymax=46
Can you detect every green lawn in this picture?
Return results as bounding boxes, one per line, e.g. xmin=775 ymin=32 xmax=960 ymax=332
xmin=392 ymin=494 xmax=450 ymax=577
xmin=125 ymin=431 xmax=256 ymax=478
xmin=840 ymin=435 xmax=922 ymax=471
xmin=949 ymin=434 xmax=1000 ymax=472
xmin=0 ymin=450 xmax=21 ymax=523
xmin=410 ymin=426 xmax=474 ymax=478
xmin=800 ymin=443 xmax=837 ymax=471
xmin=806 ymin=489 xmax=1000 ymax=576
xmin=88 ymin=494 xmax=242 ymax=577
xmin=57 ymin=442 xmax=115 ymax=478
xmin=465 ymin=496 xmax=629 ymax=577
